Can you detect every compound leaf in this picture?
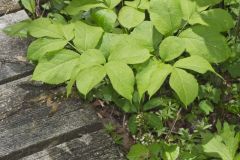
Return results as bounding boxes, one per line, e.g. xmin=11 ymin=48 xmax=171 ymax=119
xmin=66 ymin=49 xmax=106 ymax=96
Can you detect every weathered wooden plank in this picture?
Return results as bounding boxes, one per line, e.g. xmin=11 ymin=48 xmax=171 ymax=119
xmin=0 ymin=10 xmax=33 ymax=84
xmin=0 ymin=77 xmax=103 ymax=160
xmin=0 ymin=0 xmax=21 ymax=15
xmin=0 ymin=61 xmax=33 ymax=85
xmin=21 ymin=130 xmax=125 ymax=160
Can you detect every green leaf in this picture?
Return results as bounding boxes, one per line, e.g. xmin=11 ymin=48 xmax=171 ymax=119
xmin=127 ymin=144 xmax=149 ymax=160
xmin=125 ymin=0 xmax=150 ymax=9
xmin=220 ymin=123 xmax=240 ymax=159
xmin=121 ymin=100 xmax=138 ymax=113
xmin=235 ymin=154 xmax=240 ymax=160
xmin=199 ymin=100 xmax=213 ymax=115
xmin=103 ymin=0 xmax=121 ymax=8
xmin=73 ymin=21 xmax=103 ymax=51
xmin=149 ymin=0 xmax=182 ymax=35
xmin=56 ymin=23 xmax=75 ymax=41
xmin=21 ymin=0 xmax=36 ymax=13
xmin=180 ymin=0 xmax=198 ymax=21
xmin=179 ymin=26 xmax=231 ymax=63
xmin=159 ymin=36 xmax=185 ymax=61
xmin=105 ymin=61 xmax=134 ymax=101
xmin=79 ymin=49 xmax=106 ymax=65
xmin=203 ymin=135 xmax=234 ymax=160
xmin=189 ymin=9 xmax=235 ymax=32
xmin=118 ymin=6 xmax=145 ymax=29
xmin=92 ymin=8 xmax=117 ymax=32
xmin=174 ymin=55 xmax=215 ymax=74
xmin=143 ymin=98 xmax=164 ymax=111
xmin=131 ymin=21 xmax=163 ymax=52
xmin=76 ymin=65 xmax=106 ymax=96
xmin=32 ymin=49 xmax=80 ymax=84
xmin=50 ymin=13 xmax=67 ymax=24
xmin=169 ymin=68 xmax=198 ymax=106
xmin=100 ymin=33 xmax=126 ymax=58
xmin=65 ymin=0 xmax=106 ymax=15
xmin=108 ymin=36 xmax=151 ymax=64
xmin=27 ymin=38 xmax=68 ymax=61
xmin=136 ymin=60 xmax=158 ymax=98
xmin=128 ymin=115 xmax=138 ymax=134
xmin=148 ymin=143 xmax=161 ymax=158
xmin=94 ymin=85 xmax=118 ymax=102
xmin=195 ymin=0 xmax=222 ymax=11
xmin=112 ymin=97 xmax=137 ymax=113
xmin=147 ymin=63 xmax=173 ymax=97
xmin=162 ymin=143 xmax=180 ymax=160
xmin=227 ymin=63 xmax=240 ymax=78
xmin=28 ymin=18 xmax=74 ymax=40
xmin=3 ymin=20 xmax=31 ymax=38
xmin=145 ymin=113 xmax=162 ymax=129
xmin=66 ymin=49 xmax=106 ymax=96
xmin=28 ymin=18 xmax=52 ymax=36
xmin=136 ymin=60 xmax=172 ymax=98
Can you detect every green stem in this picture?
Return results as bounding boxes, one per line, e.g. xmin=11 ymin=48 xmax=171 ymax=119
xmin=177 ymin=22 xmax=188 ymax=36
xmin=165 ymin=108 xmax=182 ymax=141
xmin=68 ymin=42 xmax=82 ymax=54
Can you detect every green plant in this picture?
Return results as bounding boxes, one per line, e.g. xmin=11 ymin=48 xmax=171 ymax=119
xmin=104 ymin=122 xmax=123 ymax=145
xmin=202 ymin=122 xmax=240 ymax=160
xmin=224 ymin=83 xmax=240 ymax=114
xmin=3 ymin=0 xmax=240 ymax=159
xmin=4 ymin=0 xmax=232 ymax=106
xmin=127 ymin=142 xmax=180 ymax=160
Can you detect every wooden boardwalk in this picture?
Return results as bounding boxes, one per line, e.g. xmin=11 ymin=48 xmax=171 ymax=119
xmin=0 ymin=3 xmax=124 ymax=160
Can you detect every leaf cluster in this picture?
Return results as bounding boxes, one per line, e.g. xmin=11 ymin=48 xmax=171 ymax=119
xmin=3 ymin=0 xmax=240 ymax=159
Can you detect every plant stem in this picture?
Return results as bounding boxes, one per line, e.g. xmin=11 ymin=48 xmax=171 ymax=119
xmin=177 ymin=22 xmax=188 ymax=36
xmin=122 ymin=114 xmax=126 ymax=128
xmin=165 ymin=108 xmax=182 ymax=141
xmin=67 ymin=42 xmax=82 ymax=54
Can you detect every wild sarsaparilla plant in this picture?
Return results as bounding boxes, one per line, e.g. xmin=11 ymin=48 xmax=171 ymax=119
xmin=4 ymin=0 xmax=237 ymax=159
xmin=5 ymin=0 xmax=233 ymax=106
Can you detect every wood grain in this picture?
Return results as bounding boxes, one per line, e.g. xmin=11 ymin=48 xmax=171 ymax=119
xmin=0 ymin=10 xmax=33 ymax=84
xmin=0 ymin=77 xmax=102 ymax=160
xmin=21 ymin=130 xmax=125 ymax=160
